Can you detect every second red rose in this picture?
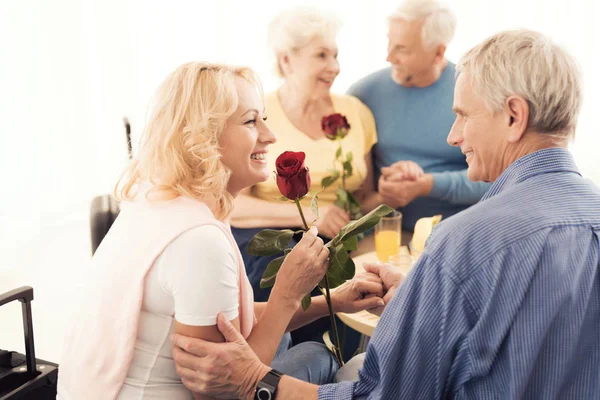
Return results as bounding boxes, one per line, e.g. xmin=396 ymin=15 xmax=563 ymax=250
xmin=321 ymin=113 xmax=351 ymax=140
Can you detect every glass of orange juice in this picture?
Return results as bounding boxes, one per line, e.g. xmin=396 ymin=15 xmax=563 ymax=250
xmin=375 ymin=211 xmax=402 ymax=262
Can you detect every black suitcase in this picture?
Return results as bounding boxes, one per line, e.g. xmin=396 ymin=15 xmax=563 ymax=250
xmin=89 ymin=117 xmax=133 ymax=255
xmin=0 ymin=286 xmax=58 ymax=399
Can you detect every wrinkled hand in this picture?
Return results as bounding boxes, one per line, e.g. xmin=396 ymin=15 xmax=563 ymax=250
xmin=274 ymin=226 xmax=329 ymax=304
xmin=362 ymin=263 xmax=405 ymax=316
xmin=171 ymin=313 xmax=269 ymax=400
xmin=378 ymin=173 xmax=433 ymax=208
xmin=331 ymin=273 xmax=385 ymax=313
xmin=314 ymin=205 xmax=350 ymax=239
xmin=381 ymin=160 xmax=424 ymax=181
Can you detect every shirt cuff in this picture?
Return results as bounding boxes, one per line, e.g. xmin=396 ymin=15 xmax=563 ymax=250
xmin=318 ymin=381 xmax=355 ymax=400
xmin=429 ymin=172 xmax=451 ymax=200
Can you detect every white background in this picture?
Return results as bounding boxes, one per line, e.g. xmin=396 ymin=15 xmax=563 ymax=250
xmin=0 ymin=0 xmax=598 ymax=362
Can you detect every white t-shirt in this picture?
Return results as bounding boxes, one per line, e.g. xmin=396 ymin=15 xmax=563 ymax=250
xmin=117 ymin=225 xmax=239 ymax=399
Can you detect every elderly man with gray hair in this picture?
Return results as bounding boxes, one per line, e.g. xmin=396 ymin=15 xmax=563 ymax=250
xmin=170 ymin=29 xmax=600 ymax=400
xmin=350 ymin=0 xmax=491 ymax=233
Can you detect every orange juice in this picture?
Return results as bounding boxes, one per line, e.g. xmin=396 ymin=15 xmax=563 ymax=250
xmin=375 ymin=230 xmax=401 ymax=262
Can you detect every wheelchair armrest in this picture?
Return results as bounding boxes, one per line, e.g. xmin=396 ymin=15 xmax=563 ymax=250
xmin=0 ymin=286 xmax=33 ymax=308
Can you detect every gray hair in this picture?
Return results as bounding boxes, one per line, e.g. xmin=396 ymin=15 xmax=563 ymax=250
xmin=267 ymin=6 xmax=341 ymax=78
xmin=388 ymin=0 xmax=456 ymax=49
xmin=457 ymin=29 xmax=583 ymax=137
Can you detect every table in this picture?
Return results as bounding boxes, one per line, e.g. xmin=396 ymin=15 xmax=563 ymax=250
xmin=336 ymin=246 xmax=415 ymax=337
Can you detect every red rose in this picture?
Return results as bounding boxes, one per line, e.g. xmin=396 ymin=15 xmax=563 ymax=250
xmin=275 ymin=151 xmax=311 ymax=199
xmin=321 ymin=113 xmax=351 ymax=140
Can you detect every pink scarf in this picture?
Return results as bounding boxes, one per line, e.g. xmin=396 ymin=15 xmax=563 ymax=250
xmin=57 ymin=195 xmax=255 ymax=399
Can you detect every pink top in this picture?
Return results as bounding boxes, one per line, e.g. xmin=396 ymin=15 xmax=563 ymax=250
xmin=57 ymin=195 xmax=255 ymax=400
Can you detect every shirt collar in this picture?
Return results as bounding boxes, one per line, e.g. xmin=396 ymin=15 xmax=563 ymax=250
xmin=481 ymin=147 xmax=580 ymax=201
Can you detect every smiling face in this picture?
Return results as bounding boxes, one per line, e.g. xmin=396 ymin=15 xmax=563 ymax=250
xmin=386 ymin=18 xmax=440 ymax=86
xmin=219 ymin=77 xmax=276 ymax=196
xmin=282 ymin=35 xmax=340 ymax=96
xmin=447 ymin=71 xmax=512 ymax=182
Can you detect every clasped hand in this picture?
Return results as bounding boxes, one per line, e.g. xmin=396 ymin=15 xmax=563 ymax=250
xmin=378 ymin=160 xmax=432 ymax=208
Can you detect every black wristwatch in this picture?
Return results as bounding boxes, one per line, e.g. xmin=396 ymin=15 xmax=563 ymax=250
xmin=254 ymin=369 xmax=283 ymax=400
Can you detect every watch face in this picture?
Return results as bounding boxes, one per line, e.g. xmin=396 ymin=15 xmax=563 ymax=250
xmin=256 ymin=387 xmax=272 ymax=400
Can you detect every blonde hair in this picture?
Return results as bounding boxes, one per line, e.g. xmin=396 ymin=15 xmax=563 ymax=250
xmin=457 ymin=29 xmax=582 ymax=137
xmin=114 ymin=62 xmax=260 ymax=220
xmin=389 ymin=0 xmax=456 ymax=49
xmin=267 ymin=6 xmax=341 ymax=78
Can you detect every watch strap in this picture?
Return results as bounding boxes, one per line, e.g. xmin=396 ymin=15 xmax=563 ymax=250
xmin=255 ymin=369 xmax=283 ymax=400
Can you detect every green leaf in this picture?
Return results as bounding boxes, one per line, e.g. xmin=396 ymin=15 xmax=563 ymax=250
xmin=343 ymin=160 xmax=353 ymax=176
xmin=259 ymin=254 xmax=286 ymax=288
xmin=335 ymin=146 xmax=342 ymax=159
xmin=347 ymin=192 xmax=362 ymax=219
xmin=347 ymin=191 xmax=360 ymax=207
xmin=310 ymin=195 xmax=319 ymax=221
xmin=334 ymin=189 xmax=363 ymax=220
xmin=321 ymin=273 xmax=346 ymax=289
xmin=332 ymin=245 xmax=355 ymax=281
xmin=332 ymin=204 xmax=395 ymax=246
xmin=346 ymin=152 xmax=353 ymax=163
xmin=301 ymin=292 xmax=312 ymax=311
xmin=322 ymin=244 xmax=355 ymax=290
xmin=336 ymin=188 xmax=349 ymax=204
xmin=321 ymin=171 xmax=340 ymax=189
xmin=342 ymin=236 xmax=358 ymax=252
xmin=334 ymin=188 xmax=348 ymax=210
xmin=248 ymin=229 xmax=295 ymax=256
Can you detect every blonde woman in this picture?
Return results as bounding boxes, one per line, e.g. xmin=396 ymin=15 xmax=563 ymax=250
xmin=57 ymin=62 xmax=384 ymax=399
xmin=231 ymin=6 xmax=383 ymax=302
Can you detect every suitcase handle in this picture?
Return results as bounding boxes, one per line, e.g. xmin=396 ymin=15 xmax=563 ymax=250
xmin=0 ymin=286 xmax=37 ymax=374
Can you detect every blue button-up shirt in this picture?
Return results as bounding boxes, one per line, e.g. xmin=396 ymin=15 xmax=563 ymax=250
xmin=319 ymin=148 xmax=600 ymax=399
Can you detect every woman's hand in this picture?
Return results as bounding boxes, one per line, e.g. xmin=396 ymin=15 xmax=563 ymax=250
xmin=331 ymin=272 xmax=385 ymax=313
xmin=272 ymin=226 xmax=329 ymax=304
xmin=314 ymin=205 xmax=350 ymax=239
xmin=381 ymin=160 xmax=424 ymax=181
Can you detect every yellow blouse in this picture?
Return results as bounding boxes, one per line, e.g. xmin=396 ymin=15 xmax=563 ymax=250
xmin=252 ymin=92 xmax=378 ymax=206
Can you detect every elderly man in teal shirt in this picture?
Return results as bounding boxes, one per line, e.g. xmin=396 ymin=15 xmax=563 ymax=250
xmin=349 ymin=0 xmax=490 ymax=231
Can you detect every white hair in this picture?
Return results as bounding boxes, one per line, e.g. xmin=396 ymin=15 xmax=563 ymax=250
xmin=389 ymin=0 xmax=456 ymax=49
xmin=457 ymin=29 xmax=582 ymax=137
xmin=267 ymin=6 xmax=341 ymax=77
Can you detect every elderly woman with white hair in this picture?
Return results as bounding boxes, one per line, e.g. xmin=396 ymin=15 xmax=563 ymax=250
xmin=231 ymin=6 xmax=382 ymax=303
